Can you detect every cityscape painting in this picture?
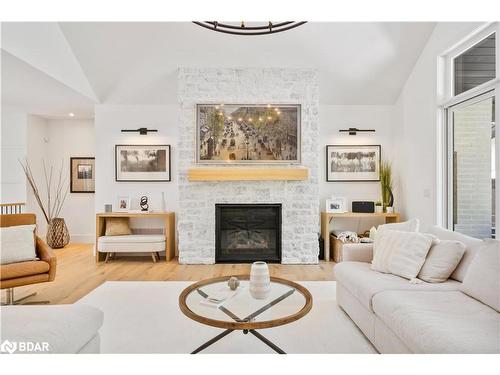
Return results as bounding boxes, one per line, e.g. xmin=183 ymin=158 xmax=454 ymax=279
xmin=196 ymin=104 xmax=301 ymax=163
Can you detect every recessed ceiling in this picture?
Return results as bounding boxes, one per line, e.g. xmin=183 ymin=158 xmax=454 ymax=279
xmin=2 ymin=22 xmax=436 ymax=117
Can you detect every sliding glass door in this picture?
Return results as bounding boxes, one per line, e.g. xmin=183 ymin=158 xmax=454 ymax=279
xmin=448 ymin=93 xmax=496 ymax=238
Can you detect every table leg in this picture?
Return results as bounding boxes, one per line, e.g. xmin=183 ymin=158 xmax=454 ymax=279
xmin=321 ymin=212 xmax=330 ymax=261
xmin=248 ymin=330 xmax=286 ymax=354
xmin=191 ymin=329 xmax=234 ymax=354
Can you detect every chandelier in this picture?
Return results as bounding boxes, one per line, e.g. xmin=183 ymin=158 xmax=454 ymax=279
xmin=193 ymin=21 xmax=307 ymax=36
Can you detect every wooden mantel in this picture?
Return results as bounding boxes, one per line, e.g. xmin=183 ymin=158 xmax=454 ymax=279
xmin=187 ymin=167 xmax=309 ymax=182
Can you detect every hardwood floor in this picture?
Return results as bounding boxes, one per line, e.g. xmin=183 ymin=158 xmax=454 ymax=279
xmin=2 ymin=243 xmax=336 ymax=305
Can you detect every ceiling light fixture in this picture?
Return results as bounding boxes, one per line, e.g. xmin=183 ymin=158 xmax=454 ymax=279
xmin=339 ymin=128 xmax=376 ymax=136
xmin=68 ymin=112 xmax=75 ymax=117
xmin=193 ymin=21 xmax=307 ymax=36
xmin=121 ymin=127 xmax=158 ymax=135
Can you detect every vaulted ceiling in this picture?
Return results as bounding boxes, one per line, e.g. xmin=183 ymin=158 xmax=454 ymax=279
xmin=1 ymin=22 xmax=437 ymax=118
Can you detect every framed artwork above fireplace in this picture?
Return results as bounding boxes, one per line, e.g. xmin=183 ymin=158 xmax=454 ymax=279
xmin=196 ymin=104 xmax=301 ymax=164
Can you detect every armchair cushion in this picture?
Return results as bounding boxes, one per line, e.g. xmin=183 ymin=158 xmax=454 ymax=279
xmin=0 ymin=224 xmax=37 ymax=265
xmin=1 ymin=261 xmax=50 ymax=280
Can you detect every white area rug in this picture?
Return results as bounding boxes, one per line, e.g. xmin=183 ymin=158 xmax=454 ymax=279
xmin=77 ymin=281 xmax=376 ymax=354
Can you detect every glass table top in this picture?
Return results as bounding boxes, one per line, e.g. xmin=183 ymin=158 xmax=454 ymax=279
xmin=180 ymin=276 xmax=311 ymax=329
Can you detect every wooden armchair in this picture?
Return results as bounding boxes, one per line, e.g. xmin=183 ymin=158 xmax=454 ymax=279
xmin=0 ymin=213 xmax=57 ymax=304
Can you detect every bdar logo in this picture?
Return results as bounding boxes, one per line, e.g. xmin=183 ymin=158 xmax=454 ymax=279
xmin=0 ymin=340 xmax=17 ymax=354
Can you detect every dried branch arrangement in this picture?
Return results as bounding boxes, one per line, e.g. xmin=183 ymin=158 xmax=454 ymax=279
xmin=19 ymin=159 xmax=69 ymax=224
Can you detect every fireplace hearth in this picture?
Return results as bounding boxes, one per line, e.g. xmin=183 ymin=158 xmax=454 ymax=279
xmin=215 ymin=204 xmax=282 ymax=263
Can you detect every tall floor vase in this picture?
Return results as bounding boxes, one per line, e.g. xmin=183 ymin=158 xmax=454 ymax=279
xmin=46 ymin=218 xmax=70 ymax=249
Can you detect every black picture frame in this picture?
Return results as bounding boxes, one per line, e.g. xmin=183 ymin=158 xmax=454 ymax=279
xmin=325 ymin=145 xmax=381 ymax=182
xmin=115 ymin=144 xmax=172 ymax=182
xmin=70 ymin=157 xmax=95 ymax=193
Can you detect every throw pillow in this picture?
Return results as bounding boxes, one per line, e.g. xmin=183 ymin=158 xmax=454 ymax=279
xmin=105 ymin=217 xmax=132 ymax=236
xmin=372 ymin=229 xmax=434 ymax=279
xmin=460 ymin=240 xmax=500 ymax=312
xmin=418 ymin=240 xmax=466 ymax=283
xmin=373 ymin=218 xmax=420 ymax=260
xmin=428 ymin=225 xmax=484 ymax=282
xmin=0 ymin=224 xmax=37 ymax=265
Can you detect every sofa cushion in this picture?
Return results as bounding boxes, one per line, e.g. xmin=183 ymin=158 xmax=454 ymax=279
xmin=334 ymin=261 xmax=460 ymax=311
xmin=372 ymin=230 xmax=434 ymax=277
xmin=372 ymin=290 xmax=500 ymax=353
xmin=0 ymin=260 xmax=50 ymax=280
xmin=418 ymin=240 xmax=466 ymax=283
xmin=460 ymin=240 xmax=500 ymax=312
xmin=428 ymin=226 xmax=484 ymax=282
xmin=0 ymin=224 xmax=37 ymax=265
xmin=372 ymin=219 xmax=419 ymax=268
xmin=0 ymin=304 xmax=104 ymax=353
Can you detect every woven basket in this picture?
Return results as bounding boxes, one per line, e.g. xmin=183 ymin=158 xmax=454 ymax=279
xmin=46 ymin=218 xmax=70 ymax=248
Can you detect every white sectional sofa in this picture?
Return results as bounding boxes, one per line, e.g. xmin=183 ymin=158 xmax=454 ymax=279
xmin=335 ymin=226 xmax=500 ymax=354
xmin=1 ymin=305 xmax=103 ymax=353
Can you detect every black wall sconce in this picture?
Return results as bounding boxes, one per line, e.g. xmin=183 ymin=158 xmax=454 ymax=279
xmin=339 ymin=127 xmax=376 ymax=136
xmin=121 ymin=127 xmax=158 ymax=135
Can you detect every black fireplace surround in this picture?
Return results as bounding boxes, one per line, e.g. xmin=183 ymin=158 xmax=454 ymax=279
xmin=215 ymin=204 xmax=282 ymax=263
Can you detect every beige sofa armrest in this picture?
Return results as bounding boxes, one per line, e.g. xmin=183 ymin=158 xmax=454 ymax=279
xmin=341 ymin=243 xmax=373 ymax=263
xmin=36 ymin=236 xmax=57 ymax=281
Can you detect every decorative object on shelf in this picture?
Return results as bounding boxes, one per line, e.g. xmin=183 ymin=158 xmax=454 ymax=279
xmin=249 ymin=261 xmax=271 ymax=299
xmin=326 ymin=145 xmax=381 ymax=182
xmin=386 ymin=206 xmax=394 ymax=214
xmin=19 ymin=159 xmax=70 ymax=249
xmin=192 ymin=21 xmax=307 ymax=36
xmin=46 ymin=218 xmax=70 ymax=249
xmin=227 ymin=276 xmax=240 ymax=291
xmin=160 ymin=192 xmax=167 ymax=212
xmin=120 ymin=127 xmax=158 ymax=135
xmin=196 ymin=104 xmax=301 ymax=164
xmin=140 ymin=196 xmax=149 ymax=212
xmin=326 ymin=197 xmax=347 ymax=213
xmin=117 ymin=196 xmax=131 ymax=211
xmin=380 ymin=160 xmax=394 ymax=212
xmin=70 ymin=157 xmax=95 ymax=193
xmin=104 ymin=204 xmax=113 ymax=213
xmin=339 ymin=128 xmax=376 ymax=136
xmin=375 ymin=201 xmax=383 ymax=213
xmin=115 ymin=145 xmax=171 ymax=182
xmin=352 ymin=201 xmax=375 ymax=213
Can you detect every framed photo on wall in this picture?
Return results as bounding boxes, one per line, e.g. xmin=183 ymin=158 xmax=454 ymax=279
xmin=196 ymin=104 xmax=301 ymax=164
xmin=326 ymin=145 xmax=381 ymax=182
xmin=115 ymin=145 xmax=171 ymax=182
xmin=70 ymin=157 xmax=95 ymax=193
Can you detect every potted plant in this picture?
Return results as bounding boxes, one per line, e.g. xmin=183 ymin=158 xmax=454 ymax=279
xmin=19 ymin=159 xmax=70 ymax=249
xmin=375 ymin=201 xmax=383 ymax=213
xmin=380 ymin=160 xmax=394 ymax=213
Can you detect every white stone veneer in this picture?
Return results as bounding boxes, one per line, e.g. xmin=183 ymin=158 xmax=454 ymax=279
xmin=177 ymin=68 xmax=320 ymax=264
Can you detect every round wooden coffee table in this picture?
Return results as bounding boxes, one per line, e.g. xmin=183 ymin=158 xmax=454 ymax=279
xmin=179 ymin=275 xmax=313 ymax=354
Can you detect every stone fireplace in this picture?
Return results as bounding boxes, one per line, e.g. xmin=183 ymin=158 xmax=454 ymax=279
xmin=215 ymin=204 xmax=282 ymax=263
xmin=177 ymin=68 xmax=319 ymax=264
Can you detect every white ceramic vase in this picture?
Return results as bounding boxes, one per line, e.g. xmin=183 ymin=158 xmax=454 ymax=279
xmin=250 ymin=261 xmax=271 ymax=299
xmin=386 ymin=206 xmax=394 ymax=214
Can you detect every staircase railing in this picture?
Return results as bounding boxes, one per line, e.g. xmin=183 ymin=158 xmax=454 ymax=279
xmin=0 ymin=202 xmax=26 ymax=214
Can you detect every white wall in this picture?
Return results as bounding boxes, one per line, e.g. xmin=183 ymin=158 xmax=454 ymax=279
xmin=25 ymin=115 xmax=95 ymax=241
xmin=395 ymin=22 xmax=483 ymax=232
xmin=94 ymin=105 xmax=179 ymax=228
xmin=1 ymin=110 xmax=27 ymax=203
xmin=319 ymin=105 xmax=397 ymax=232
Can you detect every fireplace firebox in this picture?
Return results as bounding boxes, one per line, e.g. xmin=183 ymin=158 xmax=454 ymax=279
xmin=215 ymin=204 xmax=282 ymax=263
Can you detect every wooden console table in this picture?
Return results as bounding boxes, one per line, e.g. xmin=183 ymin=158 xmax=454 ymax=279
xmin=320 ymin=212 xmax=400 ymax=262
xmin=95 ymin=212 xmax=176 ymax=263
